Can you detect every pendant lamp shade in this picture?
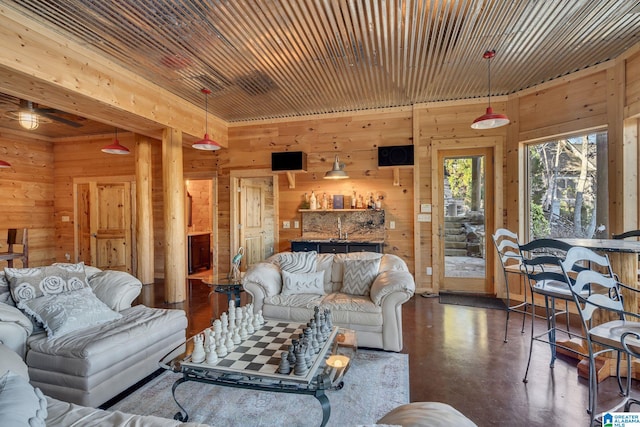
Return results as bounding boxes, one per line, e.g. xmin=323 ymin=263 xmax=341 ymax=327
xmin=193 ymin=88 xmax=221 ymax=151
xmin=101 ymin=128 xmax=130 ymax=154
xmin=471 ymin=50 xmax=510 ymax=130
xmin=18 ymin=110 xmax=39 ymax=130
xmin=324 ymin=155 xmax=349 ymax=179
xmin=0 ymin=159 xmax=11 ymax=168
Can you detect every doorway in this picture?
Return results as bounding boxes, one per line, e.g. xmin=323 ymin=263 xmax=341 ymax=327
xmin=432 ymin=141 xmax=500 ymax=295
xmin=230 ymin=170 xmax=277 ymax=272
xmin=74 ymin=178 xmax=134 ymax=273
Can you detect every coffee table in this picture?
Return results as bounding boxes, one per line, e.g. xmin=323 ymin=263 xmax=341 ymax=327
xmin=160 ymin=319 xmax=347 ymax=427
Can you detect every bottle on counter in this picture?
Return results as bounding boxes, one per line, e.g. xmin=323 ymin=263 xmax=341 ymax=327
xmin=321 ymin=193 xmax=328 ymax=210
xmin=310 ymin=191 xmax=317 ymax=210
xmin=375 ymin=194 xmax=382 ymax=210
xmin=351 ymin=191 xmax=357 ymax=209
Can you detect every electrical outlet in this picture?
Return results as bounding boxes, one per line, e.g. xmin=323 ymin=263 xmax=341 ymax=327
xmin=65 ymin=253 xmax=71 ymax=261
xmin=294 ymin=220 xmax=300 ymax=228
xmin=283 ymin=221 xmax=290 ymax=229
xmin=389 ymin=221 xmax=396 ymax=229
xmin=426 ymin=267 xmax=432 ymax=275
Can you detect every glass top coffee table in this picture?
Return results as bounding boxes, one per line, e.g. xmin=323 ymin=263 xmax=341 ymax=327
xmin=160 ymin=308 xmax=349 ymax=427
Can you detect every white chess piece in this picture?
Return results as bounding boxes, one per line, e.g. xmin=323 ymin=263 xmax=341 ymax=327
xmin=232 ymin=327 xmax=242 ymax=345
xmin=205 ymin=343 xmax=218 ymax=364
xmin=225 ymin=331 xmax=235 ymax=351
xmin=257 ymin=309 xmax=265 ymax=325
xmin=216 ymin=339 xmax=228 ymax=357
xmin=191 ymin=334 xmax=206 ymax=363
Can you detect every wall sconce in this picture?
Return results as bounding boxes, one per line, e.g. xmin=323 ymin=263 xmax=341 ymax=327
xmin=324 ymin=155 xmax=349 ymax=180
xmin=101 ymin=128 xmax=130 ymax=155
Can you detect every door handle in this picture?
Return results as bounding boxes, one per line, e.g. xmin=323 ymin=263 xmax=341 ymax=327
xmin=91 ymin=233 xmax=97 ymax=238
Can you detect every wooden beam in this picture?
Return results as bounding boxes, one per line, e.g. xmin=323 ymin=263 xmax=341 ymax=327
xmin=162 ymin=128 xmax=187 ymax=303
xmin=285 ymin=171 xmax=296 ymax=189
xmin=0 ymin=7 xmax=228 ymax=146
xmin=135 ymin=134 xmax=154 ymax=284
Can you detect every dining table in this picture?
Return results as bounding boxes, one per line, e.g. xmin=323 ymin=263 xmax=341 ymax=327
xmin=558 ymin=237 xmax=640 ymax=380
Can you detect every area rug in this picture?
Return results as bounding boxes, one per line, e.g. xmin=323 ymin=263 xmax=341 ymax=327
xmin=108 ymin=349 xmax=408 ymax=427
xmin=439 ymin=292 xmax=507 ymax=310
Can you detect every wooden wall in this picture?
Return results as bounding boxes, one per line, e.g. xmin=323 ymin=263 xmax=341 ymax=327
xmin=226 ymin=109 xmax=415 ymax=272
xmin=0 ymin=131 xmax=54 ymax=267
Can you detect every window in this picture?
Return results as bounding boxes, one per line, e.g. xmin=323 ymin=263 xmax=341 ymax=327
xmin=524 ymin=131 xmax=608 ymax=240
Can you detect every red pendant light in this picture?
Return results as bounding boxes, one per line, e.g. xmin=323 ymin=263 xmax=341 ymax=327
xmin=101 ymin=128 xmax=130 ymax=155
xmin=471 ymin=50 xmax=510 ymax=130
xmin=0 ymin=159 xmax=11 ymax=168
xmin=192 ymin=88 xmax=221 ymax=151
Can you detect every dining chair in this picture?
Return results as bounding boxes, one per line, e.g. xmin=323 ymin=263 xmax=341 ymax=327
xmin=563 ymin=246 xmax=640 ymax=426
xmin=520 ymin=238 xmax=587 ymax=383
xmin=491 ymin=228 xmax=528 ymax=343
xmin=612 ymin=229 xmax=640 ymax=280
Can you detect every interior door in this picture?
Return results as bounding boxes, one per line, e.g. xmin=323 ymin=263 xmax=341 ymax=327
xmin=88 ymin=182 xmax=132 ymax=272
xmin=239 ymin=178 xmax=266 ymax=268
xmin=435 ymin=147 xmax=493 ymax=294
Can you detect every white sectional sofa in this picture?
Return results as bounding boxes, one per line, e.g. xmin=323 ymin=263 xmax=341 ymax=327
xmin=244 ymin=251 xmax=415 ymax=352
xmin=0 ymin=263 xmax=188 ymax=408
xmin=0 ymin=342 xmax=207 ymax=426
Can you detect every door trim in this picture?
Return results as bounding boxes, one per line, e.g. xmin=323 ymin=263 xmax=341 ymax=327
xmin=430 ymin=137 xmax=504 ymax=295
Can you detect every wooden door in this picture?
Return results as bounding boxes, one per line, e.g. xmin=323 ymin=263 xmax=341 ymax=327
xmin=239 ymin=179 xmax=265 ymax=268
xmin=80 ymin=182 xmax=132 ymax=272
xmin=434 ymin=147 xmax=494 ymax=294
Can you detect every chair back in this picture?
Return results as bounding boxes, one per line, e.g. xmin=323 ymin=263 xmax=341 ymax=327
xmin=612 ymin=229 xmax=640 ymax=240
xmin=492 ymin=228 xmax=522 ymax=269
xmin=569 ymin=268 xmax=622 ymax=328
xmin=519 ymin=238 xmax=573 ymax=259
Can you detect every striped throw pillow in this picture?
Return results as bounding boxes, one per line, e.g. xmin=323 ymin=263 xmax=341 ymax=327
xmin=277 ymin=251 xmax=318 ymax=274
xmin=341 ymin=258 xmax=381 ymax=296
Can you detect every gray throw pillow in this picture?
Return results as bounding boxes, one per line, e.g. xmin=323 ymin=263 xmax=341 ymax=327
xmin=5 ymin=262 xmax=89 ymax=304
xmin=18 ymin=287 xmax=122 ymax=339
xmin=277 ymin=251 xmax=318 ymax=274
xmin=341 ymin=258 xmax=381 ymax=296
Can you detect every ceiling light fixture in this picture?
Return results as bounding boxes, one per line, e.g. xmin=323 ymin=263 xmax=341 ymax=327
xmin=324 ymin=155 xmax=349 ymax=179
xmin=192 ymin=88 xmax=221 ymax=151
xmin=18 ymin=109 xmax=39 ymax=130
xmin=471 ymin=50 xmax=510 ymax=129
xmin=101 ymin=128 xmax=130 ymax=155
xmin=0 ymin=159 xmax=11 ymax=168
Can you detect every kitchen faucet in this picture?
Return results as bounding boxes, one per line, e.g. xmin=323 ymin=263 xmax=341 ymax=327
xmin=337 ymin=217 xmax=343 ymax=239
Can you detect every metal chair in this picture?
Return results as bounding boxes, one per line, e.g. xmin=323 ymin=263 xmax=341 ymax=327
xmin=492 ymin=228 xmax=529 ymax=343
xmin=520 ymin=238 xmax=583 ymax=382
xmin=562 ymin=246 xmax=640 ymax=426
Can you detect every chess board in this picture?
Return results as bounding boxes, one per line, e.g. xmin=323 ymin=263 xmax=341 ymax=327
xmin=182 ymin=320 xmax=338 ymax=384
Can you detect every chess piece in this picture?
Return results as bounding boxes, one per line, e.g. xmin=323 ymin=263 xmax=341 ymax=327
xmin=191 ymin=334 xmax=206 ymax=363
xmin=288 ymin=344 xmax=296 ymax=364
xmin=232 ymin=327 xmax=242 ymax=345
xmin=216 ymin=340 xmax=228 ymax=357
xmin=278 ymin=352 xmax=291 ymax=374
xmin=294 ymin=346 xmax=307 ymax=375
xmin=205 ymin=343 xmax=218 ymax=364
xmin=252 ymin=312 xmax=261 ymax=330
xmin=257 ymin=310 xmax=265 ymax=325
xmin=225 ymin=332 xmax=235 ymax=351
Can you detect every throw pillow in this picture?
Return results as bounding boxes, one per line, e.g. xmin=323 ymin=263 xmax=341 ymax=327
xmin=281 ymin=270 xmax=325 ymax=296
xmin=277 ymin=251 xmax=318 ymax=274
xmin=0 ymin=371 xmax=47 ymax=426
xmin=18 ymin=287 xmax=122 ymax=339
xmin=5 ymin=262 xmax=89 ymax=304
xmin=341 ymin=258 xmax=381 ymax=296
xmin=0 ymin=272 xmax=15 ymax=307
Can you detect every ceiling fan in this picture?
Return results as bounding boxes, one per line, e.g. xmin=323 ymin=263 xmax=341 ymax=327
xmin=4 ymin=99 xmax=83 ymax=129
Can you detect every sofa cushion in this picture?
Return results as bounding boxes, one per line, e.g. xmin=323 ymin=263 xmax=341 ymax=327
xmin=88 ymin=270 xmax=142 ymax=311
xmin=0 ymin=370 xmax=47 ymax=426
xmin=331 ymin=252 xmax=383 ymax=283
xmin=281 ymin=270 xmax=325 ymax=296
xmin=0 ymin=342 xmax=29 ymax=380
xmin=341 ymin=258 xmax=381 ymax=296
xmin=275 ymin=251 xmax=318 ymax=273
xmin=5 ymin=263 xmax=89 ymax=304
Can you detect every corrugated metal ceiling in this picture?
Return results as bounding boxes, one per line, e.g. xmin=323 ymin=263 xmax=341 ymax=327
xmin=4 ymin=0 xmax=640 ymax=123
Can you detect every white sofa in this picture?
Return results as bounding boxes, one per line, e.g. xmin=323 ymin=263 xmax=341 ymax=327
xmin=0 ymin=342 xmax=208 ymax=427
xmin=244 ymin=251 xmax=415 ymax=352
xmin=0 ymin=263 xmax=188 ymax=408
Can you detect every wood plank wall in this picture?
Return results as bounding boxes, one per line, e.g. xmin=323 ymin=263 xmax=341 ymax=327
xmin=226 ymin=110 xmax=415 ymax=272
xmin=0 ymin=132 xmax=54 ymax=267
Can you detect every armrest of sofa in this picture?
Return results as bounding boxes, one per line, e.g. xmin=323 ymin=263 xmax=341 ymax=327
xmin=0 ymin=302 xmax=33 ymax=359
xmin=243 ymin=263 xmax=283 ymax=313
xmin=370 ymin=270 xmax=416 ymax=306
xmin=88 ymin=270 xmax=143 ymax=312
